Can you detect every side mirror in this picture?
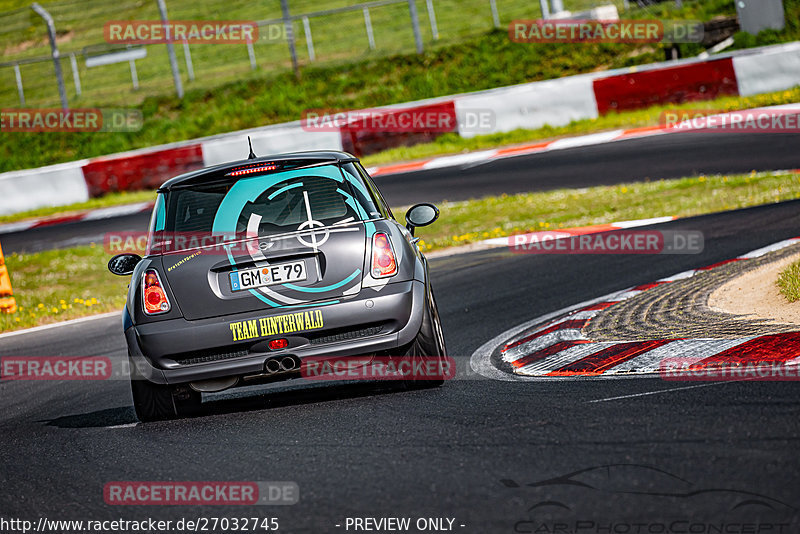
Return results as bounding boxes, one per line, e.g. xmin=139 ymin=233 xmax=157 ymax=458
xmin=405 ymin=203 xmax=440 ymax=236
xmin=108 ymin=253 xmax=142 ymax=276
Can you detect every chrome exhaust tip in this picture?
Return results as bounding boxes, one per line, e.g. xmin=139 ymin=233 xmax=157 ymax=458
xmin=280 ymin=356 xmax=296 ymax=371
xmin=265 ymin=358 xmax=281 ymax=373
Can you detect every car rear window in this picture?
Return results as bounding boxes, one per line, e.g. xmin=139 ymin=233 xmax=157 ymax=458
xmin=160 ymin=164 xmax=376 ymax=237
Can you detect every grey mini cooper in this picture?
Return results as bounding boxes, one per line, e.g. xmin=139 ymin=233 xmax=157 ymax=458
xmin=108 ymin=151 xmax=447 ymax=421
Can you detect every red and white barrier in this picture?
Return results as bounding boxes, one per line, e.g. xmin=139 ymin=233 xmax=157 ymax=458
xmin=0 ymin=126 xmax=342 ymax=216
xmin=339 ymin=101 xmax=457 ymax=155
xmin=83 ymin=144 xmax=204 ymax=197
xmin=201 ymin=125 xmax=343 ymax=167
xmin=0 ymin=161 xmax=89 ymax=216
xmin=732 ymin=41 xmax=800 ymax=96
xmin=455 ymin=41 xmax=800 ymax=136
xmin=453 ymin=72 xmax=602 ymax=138
xmin=593 ymin=57 xmax=739 ymax=114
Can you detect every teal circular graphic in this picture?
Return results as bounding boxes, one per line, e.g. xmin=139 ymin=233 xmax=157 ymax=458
xmin=211 ymin=166 xmax=364 ymax=308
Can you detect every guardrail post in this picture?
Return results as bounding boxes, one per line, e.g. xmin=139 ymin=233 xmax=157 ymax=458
xmin=247 ymin=41 xmax=257 ymax=69
xmin=13 ymin=64 xmax=25 ymax=105
xmin=31 ymin=3 xmax=67 ymax=109
xmin=407 ymin=0 xmax=424 ymax=54
xmin=69 ymin=53 xmax=81 ymax=96
xmin=129 ymin=59 xmax=139 ymax=90
xmin=489 ymin=0 xmax=500 ymax=28
xmin=426 ymin=0 xmax=439 ymax=40
xmin=302 ymin=16 xmax=315 ymax=61
xmin=539 ymin=0 xmax=551 ymax=19
xmin=156 ymin=0 xmax=184 ymax=98
xmin=182 ymin=40 xmax=195 ymax=81
xmin=280 ymin=0 xmax=300 ymax=78
xmin=363 ymin=7 xmax=376 ymax=50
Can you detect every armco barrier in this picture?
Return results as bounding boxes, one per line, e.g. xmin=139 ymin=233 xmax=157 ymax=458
xmin=0 ymin=161 xmax=89 ymax=216
xmin=82 ymin=145 xmax=204 ymax=197
xmin=453 ymin=72 xmax=602 ymax=138
xmin=732 ymin=42 xmax=800 ymax=96
xmin=593 ymin=58 xmax=739 ymax=115
xmin=202 ymin=126 xmax=343 ymax=167
xmin=339 ymin=101 xmax=457 ymax=156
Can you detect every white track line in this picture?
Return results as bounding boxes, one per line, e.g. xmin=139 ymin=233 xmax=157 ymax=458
xmin=0 ymin=311 xmax=121 ymax=340
xmin=586 ymin=381 xmax=740 ymax=403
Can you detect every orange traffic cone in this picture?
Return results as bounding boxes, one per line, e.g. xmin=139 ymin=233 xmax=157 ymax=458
xmin=0 ymin=241 xmax=17 ymax=314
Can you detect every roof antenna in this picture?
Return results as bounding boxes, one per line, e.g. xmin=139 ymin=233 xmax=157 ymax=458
xmin=247 ymin=136 xmax=257 ymax=160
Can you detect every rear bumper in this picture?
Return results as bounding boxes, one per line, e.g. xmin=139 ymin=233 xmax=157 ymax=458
xmin=126 ymin=280 xmax=425 ymax=385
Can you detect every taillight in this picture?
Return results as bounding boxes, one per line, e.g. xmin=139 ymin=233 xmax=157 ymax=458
xmin=371 ymin=233 xmax=397 ymax=278
xmin=142 ymin=269 xmax=170 ymax=315
xmin=225 ymin=164 xmax=278 ymax=177
xmin=269 ymin=339 xmax=289 ymax=350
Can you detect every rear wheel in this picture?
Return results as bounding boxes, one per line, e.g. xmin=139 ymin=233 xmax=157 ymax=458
xmin=129 ymin=356 xmax=201 ymax=422
xmin=400 ymin=286 xmax=448 ymax=389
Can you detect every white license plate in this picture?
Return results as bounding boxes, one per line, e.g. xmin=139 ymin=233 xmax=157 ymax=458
xmin=230 ymin=261 xmax=307 ymax=291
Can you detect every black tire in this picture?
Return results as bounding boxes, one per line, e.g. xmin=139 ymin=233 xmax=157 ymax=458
xmin=129 ymin=356 xmax=201 ymax=422
xmin=400 ymin=286 xmax=448 ymax=389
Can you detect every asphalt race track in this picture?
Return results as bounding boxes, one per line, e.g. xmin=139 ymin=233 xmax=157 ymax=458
xmin=2 ymin=192 xmax=800 ymax=530
xmin=3 ymin=130 xmax=800 ymax=254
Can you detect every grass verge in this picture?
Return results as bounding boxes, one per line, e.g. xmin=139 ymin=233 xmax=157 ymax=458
xmin=2 ymin=170 xmax=799 ymax=333
xmin=412 ymin=171 xmax=800 ymax=251
xmin=0 ymin=190 xmax=156 ymax=225
xmin=1 ymin=244 xmax=128 ymax=332
xmin=777 ymin=259 xmax=800 ymax=303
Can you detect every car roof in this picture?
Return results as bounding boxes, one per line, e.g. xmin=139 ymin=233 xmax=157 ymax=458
xmin=158 ymin=150 xmax=359 ymax=191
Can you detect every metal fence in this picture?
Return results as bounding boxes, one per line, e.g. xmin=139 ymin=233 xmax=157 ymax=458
xmin=0 ymin=0 xmax=630 ymax=109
